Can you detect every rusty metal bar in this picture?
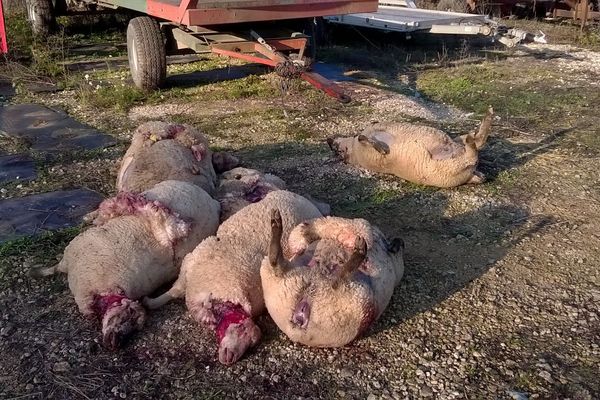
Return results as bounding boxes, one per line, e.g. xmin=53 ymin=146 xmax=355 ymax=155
xmin=301 ymin=71 xmax=351 ymax=103
xmin=211 ymin=46 xmax=279 ymax=66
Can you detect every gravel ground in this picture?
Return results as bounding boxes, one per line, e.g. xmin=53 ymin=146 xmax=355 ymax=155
xmin=1 ymin=30 xmax=599 ymax=400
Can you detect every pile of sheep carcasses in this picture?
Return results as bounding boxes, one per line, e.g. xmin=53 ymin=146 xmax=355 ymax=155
xmin=32 ymin=108 xmax=494 ymax=365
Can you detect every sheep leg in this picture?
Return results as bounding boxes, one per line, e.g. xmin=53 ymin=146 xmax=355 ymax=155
xmin=269 ymin=209 xmax=291 ymax=276
xmin=473 ymin=106 xmax=494 ymax=150
xmin=82 ymin=209 xmax=99 ymax=224
xmin=116 ymin=156 xmax=134 ymax=190
xmin=29 ymin=260 xmax=67 ymax=278
xmin=466 ymin=171 xmax=486 ymax=185
xmin=143 ymin=269 xmax=186 ymax=309
xmin=333 ymin=236 xmax=368 ymax=289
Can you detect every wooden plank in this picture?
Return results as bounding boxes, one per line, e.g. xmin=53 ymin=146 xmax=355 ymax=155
xmin=184 ymin=1 xmax=378 ymax=25
xmin=193 ymin=0 xmax=349 ymax=9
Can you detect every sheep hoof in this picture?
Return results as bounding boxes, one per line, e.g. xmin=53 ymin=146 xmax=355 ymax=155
xmin=467 ymin=171 xmax=486 ymax=184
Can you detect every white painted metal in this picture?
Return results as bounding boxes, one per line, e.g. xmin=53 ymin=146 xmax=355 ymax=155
xmin=324 ymin=5 xmax=488 ymax=33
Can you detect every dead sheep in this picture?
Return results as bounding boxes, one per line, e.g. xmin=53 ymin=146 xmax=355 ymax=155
xmin=31 ymin=180 xmax=220 ymax=348
xmin=215 ymin=167 xmax=331 ymax=221
xmin=328 ymin=107 xmax=494 ymax=188
xmin=117 ymin=121 xmax=238 ymax=194
xmin=260 ymin=214 xmax=404 ymax=347
xmin=143 ymin=190 xmax=323 ymax=365
xmin=215 ymin=167 xmax=287 ymax=221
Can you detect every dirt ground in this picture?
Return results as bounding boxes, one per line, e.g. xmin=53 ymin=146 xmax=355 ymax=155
xmin=0 ymin=12 xmax=599 ymax=400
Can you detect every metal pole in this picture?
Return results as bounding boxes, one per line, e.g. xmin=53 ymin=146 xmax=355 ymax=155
xmin=0 ymin=0 xmax=8 ymax=54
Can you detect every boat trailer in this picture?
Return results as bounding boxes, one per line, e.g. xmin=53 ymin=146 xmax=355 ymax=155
xmin=324 ymin=0 xmax=547 ymax=47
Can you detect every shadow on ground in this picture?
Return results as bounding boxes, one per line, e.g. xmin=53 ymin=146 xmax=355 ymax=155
xmin=233 ymin=139 xmax=556 ymax=337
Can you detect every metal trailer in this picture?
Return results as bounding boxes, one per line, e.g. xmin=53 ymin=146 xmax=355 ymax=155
xmin=22 ymin=0 xmax=380 ymax=102
xmin=324 ymin=0 xmax=545 ymax=47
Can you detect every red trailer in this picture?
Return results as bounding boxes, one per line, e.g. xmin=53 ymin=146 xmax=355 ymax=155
xmin=25 ymin=0 xmax=378 ymax=101
xmin=0 ymin=1 xmax=8 ymax=54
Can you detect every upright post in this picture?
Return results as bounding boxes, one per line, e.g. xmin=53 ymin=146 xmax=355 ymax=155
xmin=0 ymin=0 xmax=8 ymax=54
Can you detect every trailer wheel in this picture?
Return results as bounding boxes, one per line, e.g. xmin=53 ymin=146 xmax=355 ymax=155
xmin=26 ymin=0 xmax=55 ymax=37
xmin=127 ymin=16 xmax=166 ymax=91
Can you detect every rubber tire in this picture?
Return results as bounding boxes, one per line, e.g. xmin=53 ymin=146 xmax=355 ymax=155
xmin=26 ymin=0 xmax=55 ymax=37
xmin=127 ymin=16 xmax=167 ymax=91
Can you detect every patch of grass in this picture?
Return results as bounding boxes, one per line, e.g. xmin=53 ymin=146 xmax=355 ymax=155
xmin=0 ymin=227 xmax=81 ymax=259
xmin=284 ymin=123 xmax=315 ymax=141
xmin=5 ymin=12 xmax=33 ymax=59
xmin=372 ymin=187 xmax=402 ymax=204
xmin=78 ymin=84 xmax=148 ymax=112
xmin=486 ymin=169 xmax=521 ymax=196
xmin=417 ymin=63 xmax=589 ymax=120
xmin=210 ymin=75 xmax=277 ymax=100
xmin=515 ymin=371 xmax=540 ymax=392
xmin=0 ymin=227 xmax=80 ymax=286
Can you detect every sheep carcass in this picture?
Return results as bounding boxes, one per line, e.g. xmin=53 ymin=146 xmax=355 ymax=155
xmin=31 ymin=180 xmax=220 ymax=348
xmin=261 ymin=214 xmax=404 ymax=347
xmin=143 ymin=190 xmax=322 ymax=364
xmin=117 ymin=121 xmax=228 ymax=194
xmin=215 ymin=167 xmax=331 ymax=221
xmin=215 ymin=167 xmax=287 ymax=221
xmin=328 ymin=107 xmax=494 ymax=188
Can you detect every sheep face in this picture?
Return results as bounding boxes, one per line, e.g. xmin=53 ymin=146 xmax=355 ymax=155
xmin=327 ymin=137 xmax=354 ymax=162
xmin=216 ymin=308 xmax=262 ymax=365
xmin=216 ymin=168 xmax=287 ymax=221
xmin=93 ymin=294 xmax=146 ymax=349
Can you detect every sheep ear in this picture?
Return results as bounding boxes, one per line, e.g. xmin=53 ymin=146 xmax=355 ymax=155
xmin=357 ymin=134 xmax=390 ymax=155
xmin=387 ymin=238 xmax=404 ymax=254
xmin=212 ymin=152 xmax=240 ymax=174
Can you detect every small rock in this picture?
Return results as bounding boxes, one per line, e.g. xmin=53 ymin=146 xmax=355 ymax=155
xmin=538 ymin=370 xmax=553 ymax=383
xmin=420 ymin=386 xmax=434 ymax=397
xmin=0 ymin=323 xmax=14 ymax=337
xmin=367 ymin=394 xmax=378 ymax=400
xmin=340 ymin=368 xmax=353 ymax=378
xmin=25 ymin=384 xmax=34 ymax=391
xmin=507 ymin=389 xmax=529 ymax=400
xmin=372 ymin=381 xmax=381 ymax=389
xmin=53 ymin=361 xmax=70 ymax=373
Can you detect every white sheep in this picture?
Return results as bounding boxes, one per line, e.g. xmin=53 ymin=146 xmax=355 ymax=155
xmin=215 ymin=167 xmax=287 ymax=221
xmin=328 ymin=107 xmax=494 ymax=188
xmin=215 ymin=167 xmax=331 ymax=221
xmin=117 ymin=121 xmax=219 ymax=194
xmin=143 ymin=190 xmax=322 ymax=365
xmin=31 ymin=180 xmax=220 ymax=348
xmin=261 ymin=214 xmax=404 ymax=347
